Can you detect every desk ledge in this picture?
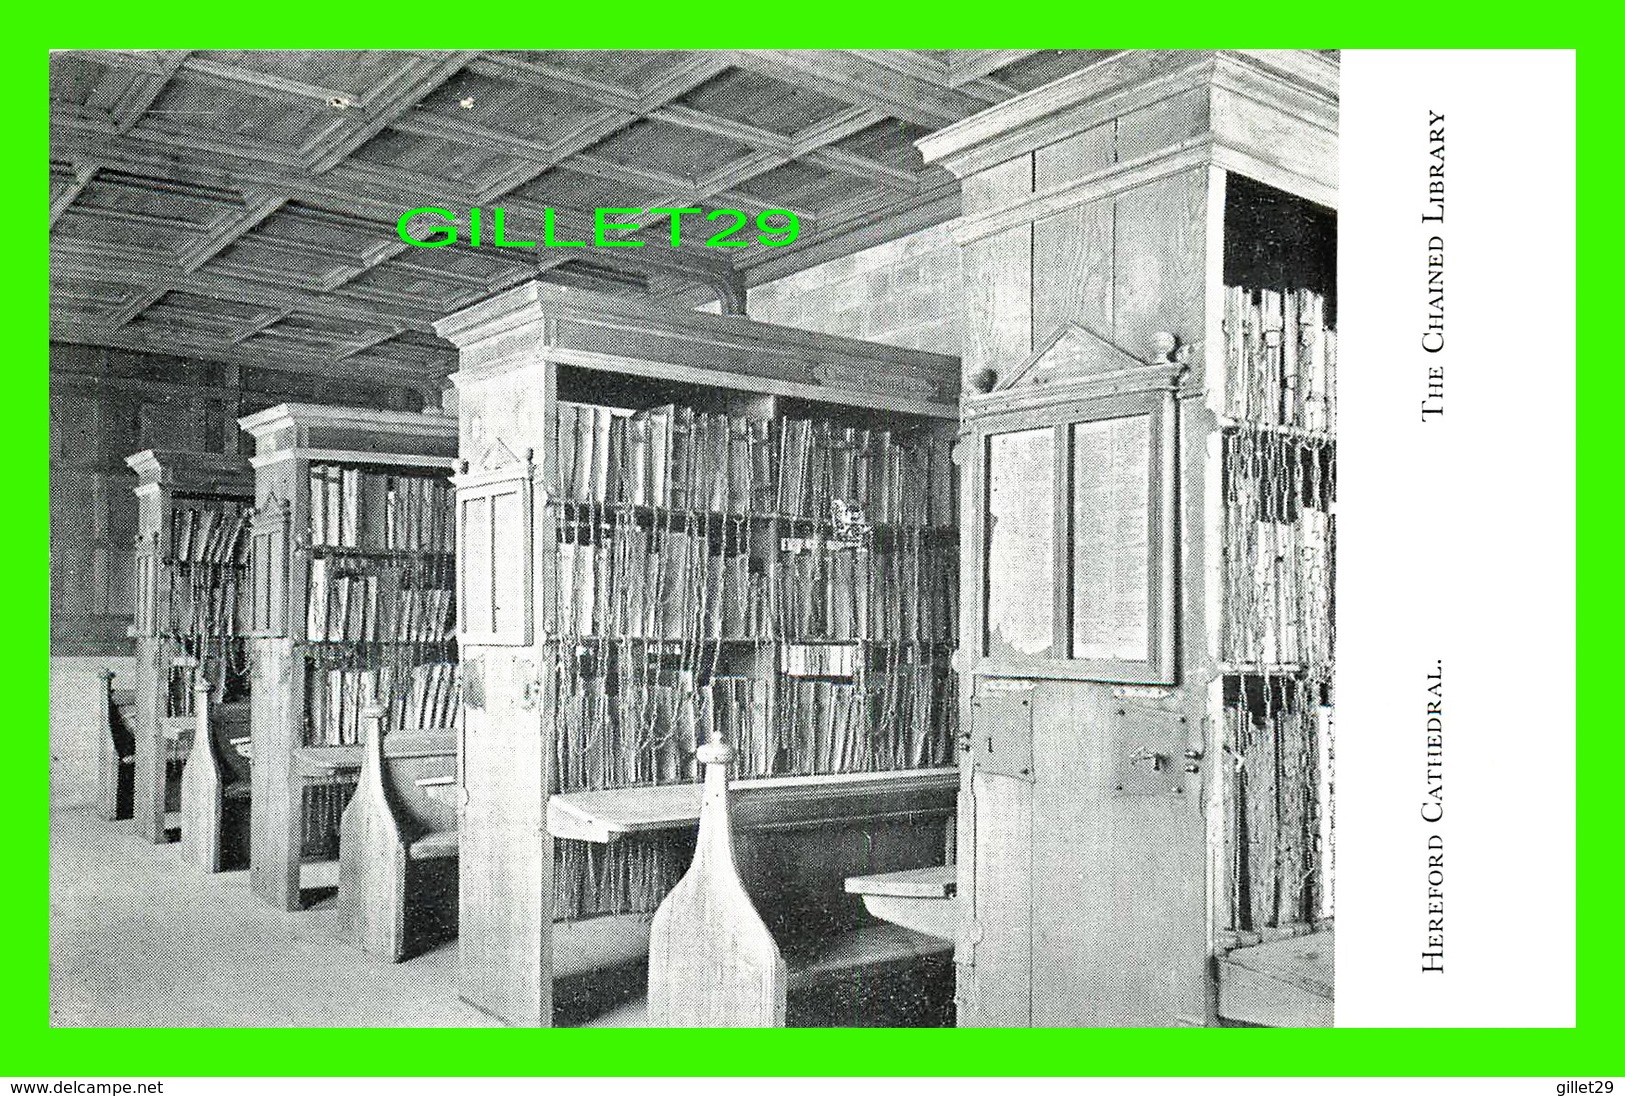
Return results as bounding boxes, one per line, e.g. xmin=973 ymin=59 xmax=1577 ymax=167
xmin=549 ymin=766 xmax=958 ymax=843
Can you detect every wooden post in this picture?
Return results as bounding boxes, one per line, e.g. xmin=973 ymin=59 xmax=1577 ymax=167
xmin=181 ymin=673 xmax=225 ymax=873
xmin=338 ymin=702 xmax=409 ymax=962
xmin=648 ymin=739 xmax=787 ymax=1027
xmin=94 ymin=668 xmax=120 ymax=822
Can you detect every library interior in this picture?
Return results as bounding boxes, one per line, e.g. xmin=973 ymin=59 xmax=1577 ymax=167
xmin=48 ymin=48 xmax=1338 ymax=1028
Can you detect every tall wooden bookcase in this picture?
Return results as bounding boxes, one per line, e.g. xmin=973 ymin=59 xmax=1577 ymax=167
xmin=435 ymin=282 xmax=962 ymax=1026
xmin=125 ymin=449 xmax=255 ymax=845
xmin=238 ymin=403 xmax=459 ymax=912
xmin=919 ymin=49 xmax=1337 ymax=1027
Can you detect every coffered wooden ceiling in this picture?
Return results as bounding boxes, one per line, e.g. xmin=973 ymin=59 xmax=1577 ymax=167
xmin=49 ymin=49 xmax=1119 ymax=390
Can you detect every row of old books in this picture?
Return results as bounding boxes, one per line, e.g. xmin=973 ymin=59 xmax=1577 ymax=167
xmin=553 ymin=835 xmax=690 ymax=921
xmin=307 ymin=666 xmax=385 ymax=747
xmin=553 ymin=401 xmax=955 ymax=528
xmin=1222 ymin=286 xmax=1337 ymax=432
xmin=305 ymin=660 xmax=461 ymax=745
xmin=557 ymin=527 xmax=770 ymax=641
xmin=555 ymin=523 xmax=959 ymax=647
xmin=299 ymin=780 xmax=350 ymax=860
xmin=1220 ymin=510 xmax=1334 ymax=669
xmin=306 ymin=559 xmax=454 ymax=643
xmin=169 ymin=503 xmax=251 ymax=565
xmin=551 ymin=664 xmax=956 ymax=794
xmin=1224 ymin=695 xmax=1333 ymax=931
xmin=163 ymin=571 xmax=242 ymax=639
xmin=553 ymin=670 xmax=706 ymax=793
xmin=308 ymin=465 xmax=453 ymax=552
xmin=780 ymin=669 xmax=956 ymax=775
xmin=778 ymin=537 xmax=958 ymax=644
xmin=777 ymin=419 xmax=953 ymax=527
xmin=556 ymin=403 xmax=776 ymax=515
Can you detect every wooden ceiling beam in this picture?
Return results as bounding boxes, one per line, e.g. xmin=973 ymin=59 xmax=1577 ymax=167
xmin=177 ymin=188 xmax=286 ymax=273
xmin=113 ymin=50 xmax=190 ymax=134
xmin=304 ymin=51 xmax=477 ymax=173
xmin=636 ymin=54 xmax=732 ymax=111
xmin=730 ymin=50 xmax=988 ymax=129
xmin=179 ymin=56 xmax=353 ymax=107
xmin=49 ymin=163 xmax=99 ymax=229
xmin=125 ymin=114 xmax=309 ymax=170
xmin=57 ymin=201 xmax=200 ymax=234
xmin=846 ymin=48 xmax=1030 ymax=101
xmin=334 ymin=327 xmax=406 ymax=361
xmin=108 ymin=288 xmax=167 ymax=327
xmin=467 ymin=53 xmax=640 ymax=113
xmin=52 ymin=240 xmax=440 ymax=330
xmin=50 ymin=317 xmax=443 ymax=384
xmin=801 ymin=147 xmax=921 ymax=191
xmin=789 ymin=106 xmax=889 ymax=153
xmin=227 ymin=308 xmax=291 ymax=345
xmin=649 ymin=105 xmax=795 ymax=155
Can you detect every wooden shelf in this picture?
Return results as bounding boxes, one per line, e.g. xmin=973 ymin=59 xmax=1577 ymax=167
xmin=552 ymin=499 xmax=953 ymax=538
xmin=293 ymin=729 xmax=456 ymax=775
xmin=845 ymin=864 xmax=959 ymax=942
xmin=548 ymin=766 xmax=958 ymax=844
xmin=845 ymin=863 xmax=956 ymax=899
xmin=1217 ymin=416 xmax=1336 ymax=442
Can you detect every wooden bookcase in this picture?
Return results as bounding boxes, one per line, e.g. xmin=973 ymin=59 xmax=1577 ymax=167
xmin=435 ymin=282 xmax=962 ymax=1026
xmin=237 ymin=403 xmax=459 ymax=912
xmin=124 ymin=449 xmax=255 ymax=846
xmin=919 ymin=49 xmax=1337 ymax=1027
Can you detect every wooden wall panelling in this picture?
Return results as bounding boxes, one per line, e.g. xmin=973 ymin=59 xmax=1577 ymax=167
xmin=1032 ymin=197 xmax=1113 ymax=351
xmin=963 ymin=225 xmax=1032 ymax=388
xmin=1111 ymin=168 xmax=1209 ymax=368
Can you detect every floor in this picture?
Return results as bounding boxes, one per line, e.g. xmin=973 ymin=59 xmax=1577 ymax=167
xmin=49 ymin=808 xmax=498 ymax=1028
xmin=50 ymin=806 xmax=953 ymax=1028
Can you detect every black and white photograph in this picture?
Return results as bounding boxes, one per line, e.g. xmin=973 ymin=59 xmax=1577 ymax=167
xmin=48 ymin=47 xmax=1344 ymax=1029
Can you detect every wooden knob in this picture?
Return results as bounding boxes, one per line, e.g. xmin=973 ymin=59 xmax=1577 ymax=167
xmin=697 ymin=741 xmax=735 ymax=767
xmin=967 ymin=367 xmax=998 ymax=394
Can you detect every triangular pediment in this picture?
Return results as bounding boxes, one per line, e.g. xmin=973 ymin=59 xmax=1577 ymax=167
xmin=476 ymin=436 xmax=522 ymax=472
xmin=467 ymin=415 xmax=522 ymax=472
xmin=995 ymin=323 xmax=1146 ymax=392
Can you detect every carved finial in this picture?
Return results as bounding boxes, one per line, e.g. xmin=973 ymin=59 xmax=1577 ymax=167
xmin=697 ymin=740 xmax=736 ymax=768
xmin=1149 ymin=332 xmax=1180 ymax=364
xmin=967 ymin=367 xmax=998 ymax=394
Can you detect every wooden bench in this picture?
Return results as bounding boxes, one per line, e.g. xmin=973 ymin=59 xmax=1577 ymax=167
xmin=178 ymin=676 xmax=252 ymax=872
xmin=337 ymin=703 xmax=459 ymax=962
xmin=94 ymin=669 xmax=138 ymax=823
xmin=647 ymin=741 xmax=952 ymax=1026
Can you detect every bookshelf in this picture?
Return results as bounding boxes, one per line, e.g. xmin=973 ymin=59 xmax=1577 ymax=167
xmin=124 ymin=449 xmax=255 ymax=846
xmin=238 ymin=403 xmax=459 ymax=912
xmin=435 ymin=282 xmax=961 ymax=1026
xmin=919 ymin=49 xmax=1337 ymax=1027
